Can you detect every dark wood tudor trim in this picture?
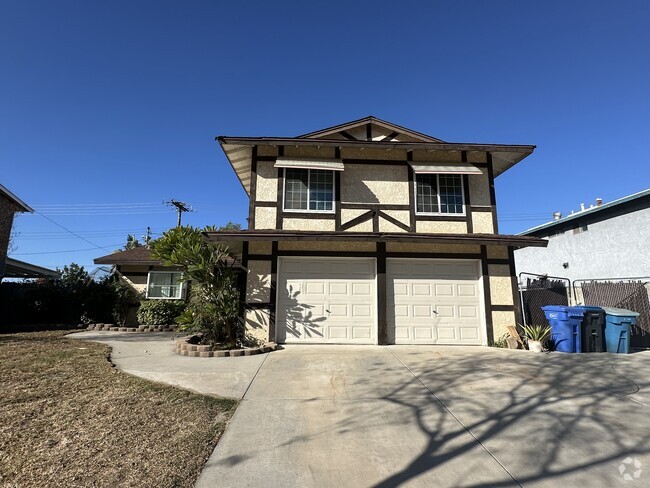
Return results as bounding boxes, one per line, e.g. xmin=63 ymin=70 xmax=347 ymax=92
xmin=386 ymin=252 xmax=481 ymax=259
xmin=486 ymin=258 xmax=511 ymax=265
xmin=268 ymin=241 xmax=278 ymax=341
xmin=415 ymin=215 xmax=467 ymax=222
xmin=508 ymin=246 xmax=523 ymax=325
xmin=246 ymin=254 xmax=273 ymax=261
xmin=462 ymin=151 xmax=473 ymax=233
xmin=366 ymin=123 xmax=372 ymax=141
xmin=377 ymin=242 xmax=387 ymax=345
xmin=407 ymin=153 xmax=416 ymax=232
xmin=340 ymin=210 xmax=374 ymax=231
xmin=470 ymin=206 xmax=493 ymax=212
xmin=255 ymin=201 xmax=277 ymax=208
xmin=277 ymin=250 xmax=377 ymax=258
xmin=245 ymin=302 xmax=271 ymax=310
xmin=340 ymin=130 xmax=357 ymax=141
xmin=340 ymin=203 xmax=410 ymax=210
xmin=491 ymin=305 xmax=516 ymax=312
xmin=486 ymin=152 xmax=499 ymax=233
xmin=372 ymin=210 xmax=379 ymax=232
xmin=380 ymin=131 xmax=399 ymax=141
xmin=335 ymin=147 xmax=341 ymax=230
xmin=378 ymin=210 xmax=411 ymax=232
xmin=248 ymin=146 xmax=258 ymax=228
xmin=480 ymin=245 xmax=495 ymax=344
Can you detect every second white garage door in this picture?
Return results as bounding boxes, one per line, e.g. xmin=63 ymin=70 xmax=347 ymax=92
xmin=277 ymin=258 xmax=376 ymax=344
xmin=387 ymin=259 xmax=484 ymax=345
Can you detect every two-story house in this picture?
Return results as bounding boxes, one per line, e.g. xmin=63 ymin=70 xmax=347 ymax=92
xmin=206 ymin=117 xmax=546 ymax=346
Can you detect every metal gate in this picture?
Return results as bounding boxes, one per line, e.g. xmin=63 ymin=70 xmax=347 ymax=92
xmin=574 ymin=278 xmax=650 ymax=349
xmin=519 ymin=273 xmax=571 ymax=327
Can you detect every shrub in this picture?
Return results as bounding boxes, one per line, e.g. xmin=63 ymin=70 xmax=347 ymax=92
xmin=136 ymin=300 xmax=186 ymax=325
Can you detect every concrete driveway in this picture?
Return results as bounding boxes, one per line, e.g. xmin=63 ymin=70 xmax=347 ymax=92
xmin=73 ymin=332 xmax=650 ymax=487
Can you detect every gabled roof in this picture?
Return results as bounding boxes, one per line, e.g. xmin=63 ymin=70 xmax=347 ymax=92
xmin=519 ymin=188 xmax=650 ymax=236
xmin=298 ymin=116 xmax=445 ymax=143
xmin=0 ymin=184 xmax=33 ymax=213
xmin=217 ymin=116 xmax=536 ymax=196
xmin=94 ymin=246 xmax=162 ymax=265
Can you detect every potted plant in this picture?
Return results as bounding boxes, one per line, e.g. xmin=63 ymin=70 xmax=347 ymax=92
xmin=521 ymin=324 xmax=551 ymax=352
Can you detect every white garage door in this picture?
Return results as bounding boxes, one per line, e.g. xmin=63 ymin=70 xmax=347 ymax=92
xmin=387 ymin=259 xmax=484 ymax=345
xmin=277 ymin=258 xmax=377 ymax=344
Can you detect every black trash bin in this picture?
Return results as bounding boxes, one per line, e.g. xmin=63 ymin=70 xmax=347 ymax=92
xmin=575 ymin=306 xmax=606 ymax=352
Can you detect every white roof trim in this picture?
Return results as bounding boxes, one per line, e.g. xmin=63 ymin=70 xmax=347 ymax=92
xmin=409 ymin=162 xmax=482 ymax=175
xmin=274 ymin=158 xmax=345 ymax=171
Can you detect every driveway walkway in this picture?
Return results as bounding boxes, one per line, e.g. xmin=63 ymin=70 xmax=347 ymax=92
xmin=73 ymin=332 xmax=650 ymax=487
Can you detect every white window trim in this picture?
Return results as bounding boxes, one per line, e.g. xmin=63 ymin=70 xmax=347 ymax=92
xmin=282 ymin=168 xmax=336 ymax=214
xmin=146 ymin=271 xmax=186 ymax=300
xmin=414 ymin=174 xmax=466 ymax=216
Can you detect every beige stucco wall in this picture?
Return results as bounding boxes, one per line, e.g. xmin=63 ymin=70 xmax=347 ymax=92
xmin=415 ymin=220 xmax=468 ymax=233
xmin=386 ymin=242 xmax=481 ymax=254
xmin=488 ymin=264 xmax=514 ymax=306
xmin=282 ymin=218 xmax=336 ymax=231
xmin=246 ymin=260 xmax=272 ymax=303
xmin=379 ymin=210 xmax=409 ymax=232
xmin=471 ymin=211 xmax=494 ymax=234
xmin=340 ymin=147 xmax=407 ymax=161
xmin=412 ymin=149 xmax=461 ymax=162
xmin=245 ymin=308 xmax=270 ymax=343
xmin=492 ymin=310 xmax=516 ymax=341
xmin=255 ymin=161 xmax=278 ymax=202
xmin=278 ymin=241 xmax=376 ymax=252
xmin=257 ymin=145 xmax=278 ymax=157
xmin=340 ymin=208 xmax=374 ymax=232
xmin=249 ymin=241 xmax=273 ymax=255
xmin=340 ymin=164 xmax=409 ymax=205
xmin=254 ymin=207 xmax=277 ymax=230
xmin=468 ymin=170 xmax=491 ymax=207
xmin=467 ymin=151 xmax=487 ymax=163
xmin=284 ymin=146 xmax=336 ymax=159
xmin=487 ymin=246 xmax=509 ymax=259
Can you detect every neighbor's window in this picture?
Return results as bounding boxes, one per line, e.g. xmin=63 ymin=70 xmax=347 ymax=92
xmin=416 ymin=174 xmax=464 ymax=214
xmin=284 ymin=168 xmax=334 ymax=212
xmin=147 ymin=272 xmax=184 ymax=299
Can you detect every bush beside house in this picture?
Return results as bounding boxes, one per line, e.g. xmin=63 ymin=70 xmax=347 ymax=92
xmin=136 ymin=299 xmax=186 ymax=325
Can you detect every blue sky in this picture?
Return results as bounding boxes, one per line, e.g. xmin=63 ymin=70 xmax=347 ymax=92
xmin=2 ymin=1 xmax=649 ymax=270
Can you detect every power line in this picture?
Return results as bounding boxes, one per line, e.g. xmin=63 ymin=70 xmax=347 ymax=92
xmin=11 ymin=243 xmax=123 ymax=256
xmin=34 ymin=211 xmax=114 ymax=251
xmin=166 ymin=199 xmax=194 ymax=226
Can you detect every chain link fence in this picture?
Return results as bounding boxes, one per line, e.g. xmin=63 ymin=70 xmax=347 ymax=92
xmin=518 ymin=273 xmax=571 ymax=327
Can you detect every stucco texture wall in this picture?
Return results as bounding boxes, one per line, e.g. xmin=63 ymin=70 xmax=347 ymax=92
xmin=246 ymin=260 xmax=271 ymax=303
xmin=282 ymin=218 xmax=336 ymax=231
xmin=245 ymin=308 xmax=270 ymax=343
xmin=254 ymin=207 xmax=277 ymax=230
xmin=514 ymin=206 xmax=650 ymax=281
xmin=492 ymin=310 xmax=516 ymax=341
xmin=415 ymin=221 xmax=468 ymax=233
xmin=340 ymin=164 xmax=409 ymax=205
xmin=255 ymin=161 xmax=278 ymax=202
xmin=488 ymin=264 xmax=514 ymax=306
xmin=471 ymin=212 xmax=494 ymax=234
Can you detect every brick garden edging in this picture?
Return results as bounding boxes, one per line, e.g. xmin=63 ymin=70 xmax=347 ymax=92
xmin=87 ymin=324 xmax=178 ymax=333
xmin=175 ymin=336 xmax=278 ymax=358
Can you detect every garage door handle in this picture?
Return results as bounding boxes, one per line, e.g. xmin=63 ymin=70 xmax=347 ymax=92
xmin=432 ymin=310 xmax=438 ymax=314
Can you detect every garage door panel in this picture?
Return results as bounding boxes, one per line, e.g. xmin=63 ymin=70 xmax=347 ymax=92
xmin=278 ymin=258 xmax=376 ymax=344
xmin=388 ymin=259 xmax=483 ymax=345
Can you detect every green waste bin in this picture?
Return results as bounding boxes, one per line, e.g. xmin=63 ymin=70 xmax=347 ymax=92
xmin=602 ymin=307 xmax=640 ymax=354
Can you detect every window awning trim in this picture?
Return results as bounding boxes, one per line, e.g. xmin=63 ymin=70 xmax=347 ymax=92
xmin=409 ymin=162 xmax=482 ymax=175
xmin=274 ymin=158 xmax=345 ymax=171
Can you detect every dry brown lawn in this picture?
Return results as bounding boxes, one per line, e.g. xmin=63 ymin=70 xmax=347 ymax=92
xmin=0 ymin=331 xmax=238 ymax=487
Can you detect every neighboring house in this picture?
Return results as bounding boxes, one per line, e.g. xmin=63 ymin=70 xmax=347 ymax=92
xmin=515 ymin=189 xmax=650 ymax=282
xmin=207 ymin=116 xmax=546 ymax=345
xmin=94 ymin=246 xmax=187 ymax=300
xmin=0 ymin=184 xmax=59 ymax=280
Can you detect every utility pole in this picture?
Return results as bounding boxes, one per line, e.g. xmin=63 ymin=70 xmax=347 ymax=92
xmin=166 ymin=199 xmax=192 ymax=227
xmin=142 ymin=226 xmax=152 ymax=245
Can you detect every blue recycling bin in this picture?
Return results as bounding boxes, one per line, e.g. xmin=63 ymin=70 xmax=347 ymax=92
xmin=602 ymin=307 xmax=639 ymax=354
xmin=542 ymin=305 xmax=586 ymax=353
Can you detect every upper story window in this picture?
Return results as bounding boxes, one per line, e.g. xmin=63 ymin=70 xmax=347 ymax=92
xmin=416 ymin=174 xmax=464 ymax=214
xmin=284 ymin=168 xmax=334 ymax=212
xmin=147 ymin=271 xmax=185 ymax=299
